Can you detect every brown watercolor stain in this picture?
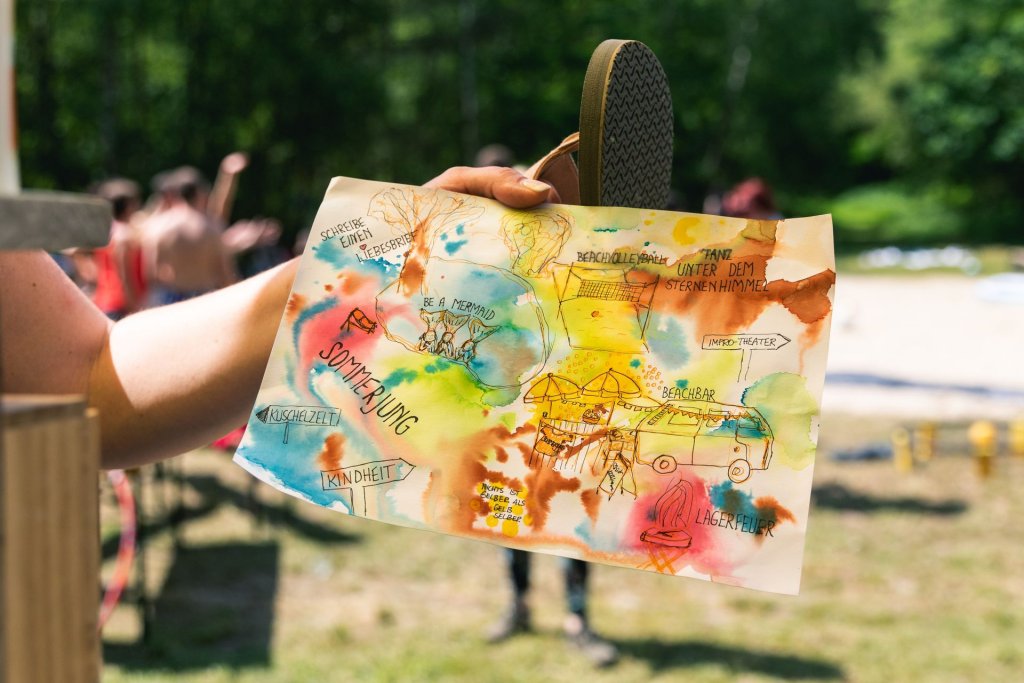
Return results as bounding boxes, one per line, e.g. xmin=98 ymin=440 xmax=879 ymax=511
xmin=340 ymin=271 xmax=372 ymax=296
xmin=766 ymin=269 xmax=836 ymax=346
xmin=754 ymin=496 xmax=796 ymax=526
xmin=398 ymin=222 xmax=429 ymax=295
xmin=423 ymin=423 xmax=537 ymax=531
xmin=581 ymin=489 xmax=602 ymax=522
xmin=324 ymin=283 xmax=334 ymax=292
xmin=523 ymin=465 xmax=581 ymax=531
xmin=317 ymin=433 xmax=346 ymax=471
xmin=659 ymin=226 xmax=835 ymax=340
xmin=286 ymin=293 xmax=307 ymax=322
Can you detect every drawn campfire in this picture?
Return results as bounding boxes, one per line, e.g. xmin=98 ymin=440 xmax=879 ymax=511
xmin=640 ymin=479 xmax=694 ymax=548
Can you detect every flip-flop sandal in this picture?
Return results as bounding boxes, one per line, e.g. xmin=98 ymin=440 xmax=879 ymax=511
xmin=578 ymin=39 xmax=674 ymax=209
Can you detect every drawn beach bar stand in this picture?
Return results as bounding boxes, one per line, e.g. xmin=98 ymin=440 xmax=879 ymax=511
xmin=235 ymin=177 xmax=835 ymax=594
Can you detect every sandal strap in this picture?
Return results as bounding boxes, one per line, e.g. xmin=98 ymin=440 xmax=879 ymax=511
xmin=526 ymin=132 xmax=581 ymax=205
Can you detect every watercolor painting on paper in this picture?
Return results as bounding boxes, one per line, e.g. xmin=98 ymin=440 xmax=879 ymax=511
xmin=235 ymin=177 xmax=835 ymax=595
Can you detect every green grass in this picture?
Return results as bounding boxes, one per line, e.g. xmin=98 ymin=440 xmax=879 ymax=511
xmin=100 ymin=414 xmax=1024 ymax=682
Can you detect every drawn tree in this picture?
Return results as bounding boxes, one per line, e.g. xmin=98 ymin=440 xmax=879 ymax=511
xmin=500 ymin=209 xmax=573 ymax=277
xmin=368 ymin=187 xmax=484 ymax=294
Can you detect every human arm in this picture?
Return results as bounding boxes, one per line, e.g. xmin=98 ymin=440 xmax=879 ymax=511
xmin=207 ymin=151 xmax=249 ymax=225
xmin=0 ymin=166 xmax=554 ymax=469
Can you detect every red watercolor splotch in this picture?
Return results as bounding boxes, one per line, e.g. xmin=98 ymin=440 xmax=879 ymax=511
xmin=623 ymin=472 xmax=733 ymax=577
xmin=295 ymin=275 xmax=385 ymax=390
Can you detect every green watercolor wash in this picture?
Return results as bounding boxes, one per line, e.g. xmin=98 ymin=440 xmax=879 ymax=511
xmin=742 ymin=373 xmax=819 ymax=470
xmin=482 ymin=386 xmax=520 ymax=408
xmin=593 ymin=227 xmax=619 ymax=232
xmin=500 ymin=412 xmax=517 ymax=431
xmin=675 ymin=379 xmax=689 ymax=389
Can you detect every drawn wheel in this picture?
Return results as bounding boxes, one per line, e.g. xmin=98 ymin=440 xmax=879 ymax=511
xmin=728 ymin=459 xmax=752 ymax=484
xmin=652 ymin=455 xmax=677 ymax=474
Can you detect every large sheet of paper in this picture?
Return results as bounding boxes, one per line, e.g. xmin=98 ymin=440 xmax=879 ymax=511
xmin=236 ymin=177 xmax=834 ymax=594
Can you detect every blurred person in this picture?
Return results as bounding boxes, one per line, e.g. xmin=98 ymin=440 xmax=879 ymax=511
xmin=721 ymin=177 xmax=782 ymax=220
xmin=0 ymin=165 xmax=556 ymax=469
xmin=141 ymin=165 xmax=236 ymax=305
xmin=89 ymin=178 xmax=146 ymax=319
xmin=208 ymin=151 xmax=249 ymax=226
xmin=208 ymin=152 xmax=291 ymax=279
xmin=475 ymin=144 xmax=619 ymax=667
xmin=224 ymin=217 xmax=292 ymax=278
xmin=474 ymin=144 xmax=515 ymax=169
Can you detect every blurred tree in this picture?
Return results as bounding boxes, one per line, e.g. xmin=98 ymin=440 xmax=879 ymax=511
xmin=840 ymin=0 xmax=1024 ymax=242
xmin=23 ymin=0 xmax=1014 ymax=246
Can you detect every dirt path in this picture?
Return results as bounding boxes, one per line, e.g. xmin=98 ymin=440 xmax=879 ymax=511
xmin=823 ymin=274 xmax=1024 ymax=419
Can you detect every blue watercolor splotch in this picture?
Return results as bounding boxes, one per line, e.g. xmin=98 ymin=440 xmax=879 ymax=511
xmin=444 ymin=240 xmax=467 ymax=255
xmin=709 ymin=481 xmax=757 ymax=518
xmin=313 ymin=235 xmax=398 ymax=279
xmin=382 ymin=368 xmax=419 ymax=387
xmin=647 ymin=318 xmax=690 ymax=367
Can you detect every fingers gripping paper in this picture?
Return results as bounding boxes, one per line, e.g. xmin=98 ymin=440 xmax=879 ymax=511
xmin=236 ymin=177 xmax=835 ymax=595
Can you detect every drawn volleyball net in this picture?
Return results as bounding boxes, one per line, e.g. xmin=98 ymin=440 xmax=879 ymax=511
xmin=575 ymin=279 xmax=647 ymax=303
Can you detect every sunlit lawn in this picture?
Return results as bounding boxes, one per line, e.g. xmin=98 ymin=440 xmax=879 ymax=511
xmin=101 ymin=413 xmax=1024 ymax=682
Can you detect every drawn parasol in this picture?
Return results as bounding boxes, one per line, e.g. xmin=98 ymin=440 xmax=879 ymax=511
xmin=582 ymin=368 xmax=643 ymax=399
xmin=524 ymin=373 xmax=581 ymax=404
xmin=580 ymin=368 xmax=644 ymax=425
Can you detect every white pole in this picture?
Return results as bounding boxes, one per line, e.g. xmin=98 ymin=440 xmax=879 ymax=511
xmin=0 ymin=0 xmax=19 ymax=194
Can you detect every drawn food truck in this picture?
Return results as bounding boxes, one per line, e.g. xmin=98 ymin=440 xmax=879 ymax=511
xmin=629 ymin=400 xmax=774 ymax=483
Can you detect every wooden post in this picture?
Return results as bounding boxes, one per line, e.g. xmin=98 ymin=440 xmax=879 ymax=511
xmin=1 ymin=395 xmax=101 ymax=683
xmin=1009 ymin=416 xmax=1024 ymax=458
xmin=968 ymin=420 xmax=996 ymax=480
xmin=892 ymin=427 xmax=913 ymax=473
xmin=913 ymin=422 xmax=936 ymax=464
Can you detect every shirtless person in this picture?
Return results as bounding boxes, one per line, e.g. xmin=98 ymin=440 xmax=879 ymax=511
xmin=90 ymin=178 xmax=146 ymax=319
xmin=0 ymin=166 xmax=557 ymax=469
xmin=142 ymin=166 xmax=236 ymax=305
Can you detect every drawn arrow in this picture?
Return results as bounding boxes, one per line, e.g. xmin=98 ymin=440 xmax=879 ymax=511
xmin=320 ymin=458 xmax=416 ymax=515
xmin=702 ymin=333 xmax=791 ymax=351
xmin=702 ymin=334 xmax=792 ymax=382
xmin=254 ymin=404 xmax=340 ymax=443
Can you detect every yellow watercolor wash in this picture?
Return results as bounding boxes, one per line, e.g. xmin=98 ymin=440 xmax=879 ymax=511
xmin=501 ymin=519 xmax=519 ymax=537
xmin=673 ymin=216 xmax=712 ymax=246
